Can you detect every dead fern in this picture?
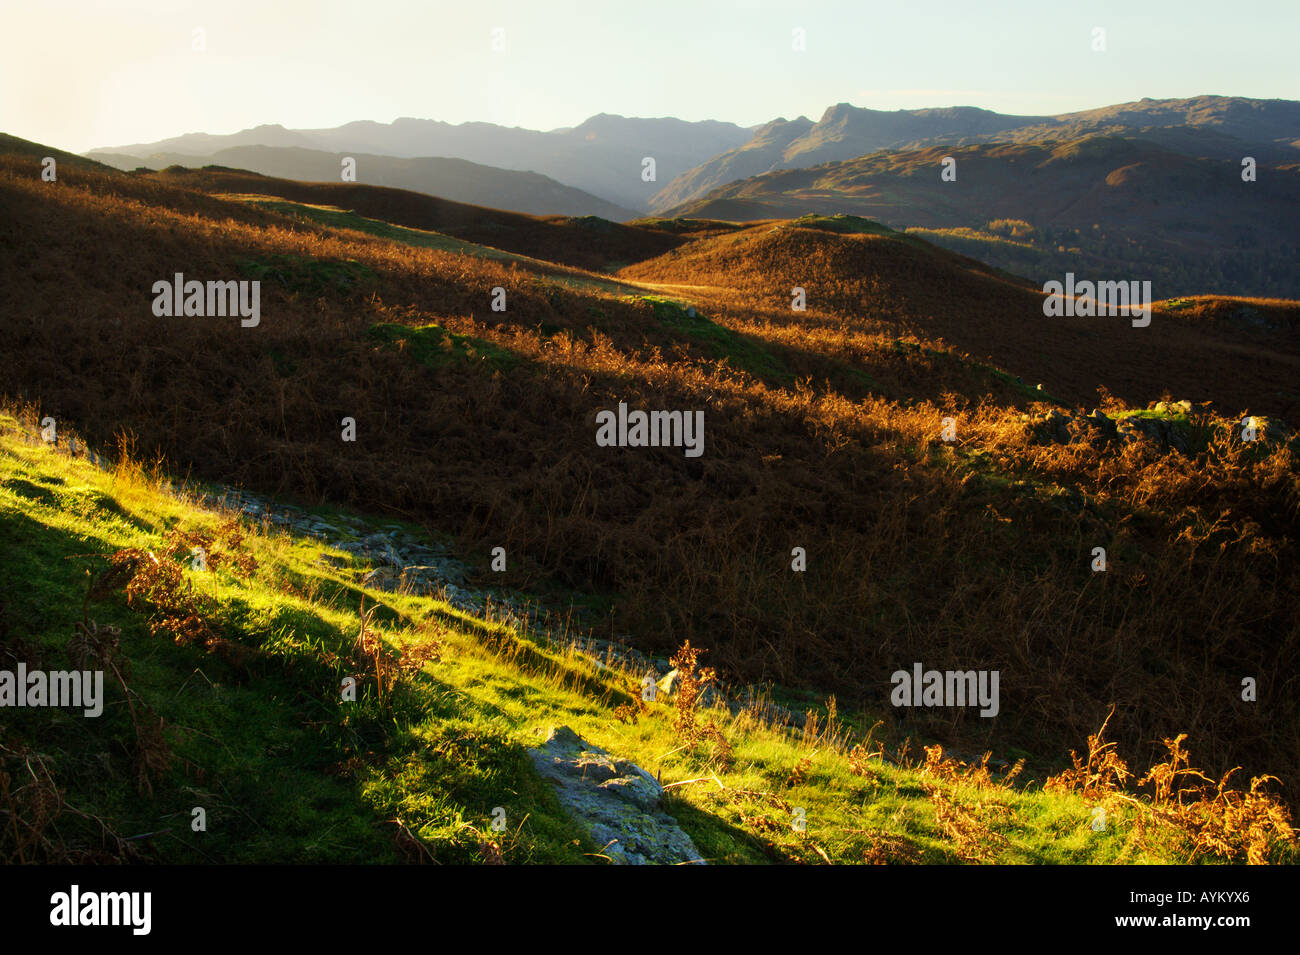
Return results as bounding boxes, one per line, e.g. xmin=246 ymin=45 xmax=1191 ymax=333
xmin=1047 ymin=711 xmax=1297 ymax=863
xmin=1045 ymin=706 xmax=1134 ymax=799
xmin=922 ymin=779 xmax=1007 ymax=864
xmin=351 ymin=597 xmax=442 ymax=711
xmin=612 ymin=701 xmax=644 ymax=724
xmin=859 ymin=829 xmax=922 ymax=865
xmin=668 ymin=640 xmax=732 ymax=768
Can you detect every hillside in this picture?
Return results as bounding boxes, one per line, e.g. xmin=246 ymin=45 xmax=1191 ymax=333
xmin=2 ymin=133 xmax=1299 ymax=862
xmin=660 ymin=138 xmax=1300 ymax=299
xmin=137 ymin=166 xmax=684 ymax=273
xmin=8 ymin=412 xmax=1293 ymax=864
xmin=91 ymin=144 xmax=638 ymax=220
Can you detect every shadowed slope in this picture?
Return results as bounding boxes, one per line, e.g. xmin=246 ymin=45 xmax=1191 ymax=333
xmin=142 ymin=166 xmax=685 ymax=272
xmin=620 ymin=218 xmax=1300 ymax=417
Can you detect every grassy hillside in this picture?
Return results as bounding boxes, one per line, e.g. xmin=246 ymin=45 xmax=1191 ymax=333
xmin=3 ymin=135 xmax=1299 ymax=853
xmin=619 ymin=215 xmax=1300 ymax=416
xmin=3 ymin=413 xmax=1294 ymax=864
xmin=138 ymin=166 xmax=684 ymax=272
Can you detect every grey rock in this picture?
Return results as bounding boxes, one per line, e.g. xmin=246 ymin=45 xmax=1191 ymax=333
xmin=361 ymin=568 xmax=401 ymax=592
xmin=1039 ymin=409 xmax=1072 ymax=443
xmin=1085 ymin=409 xmax=1116 ymax=437
xmin=398 ymin=567 xmax=445 ymax=594
xmin=528 ymin=726 xmax=704 ymax=865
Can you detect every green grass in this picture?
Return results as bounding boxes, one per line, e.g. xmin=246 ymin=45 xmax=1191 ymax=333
xmin=237 ymin=252 xmax=376 ymax=296
xmin=236 ymin=197 xmax=531 ymax=263
xmin=632 ymin=294 xmax=791 ymax=381
xmin=366 ymin=322 xmax=524 ymax=372
xmin=0 ymin=412 xmax=1246 ymax=864
xmin=792 ymin=213 xmax=896 ymax=236
xmin=1110 ymin=408 xmax=1188 ymax=423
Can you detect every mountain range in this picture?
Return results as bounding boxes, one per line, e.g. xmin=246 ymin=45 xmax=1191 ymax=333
xmin=663 ymin=136 xmax=1300 ymax=298
xmin=88 ymin=144 xmax=638 ymax=219
xmin=87 ymin=114 xmax=753 ymax=213
xmin=88 ymin=96 xmax=1300 ymax=212
xmin=82 ymin=94 xmax=1300 ymax=297
xmin=651 ymin=95 xmax=1300 ymax=210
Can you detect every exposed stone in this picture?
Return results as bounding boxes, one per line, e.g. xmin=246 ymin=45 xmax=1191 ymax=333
xmin=400 ymin=566 xmax=456 ymax=595
xmin=1028 ymin=405 xmax=1202 ymax=456
xmin=360 ymin=567 xmax=401 ymax=592
xmin=1085 ymin=409 xmax=1116 ymax=438
xmin=527 ymin=726 xmax=705 ymax=865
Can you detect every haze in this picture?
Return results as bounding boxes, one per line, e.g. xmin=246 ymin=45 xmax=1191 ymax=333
xmin=4 ymin=0 xmax=1298 ymax=153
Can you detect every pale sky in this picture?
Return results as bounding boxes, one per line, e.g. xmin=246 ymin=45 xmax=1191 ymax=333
xmin=3 ymin=0 xmax=1297 ymax=153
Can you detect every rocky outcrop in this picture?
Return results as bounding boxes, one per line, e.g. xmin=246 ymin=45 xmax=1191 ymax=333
xmin=528 ymin=726 xmax=705 ymax=865
xmin=1024 ymin=400 xmax=1208 ymax=455
xmin=204 ymin=487 xmax=539 ymax=625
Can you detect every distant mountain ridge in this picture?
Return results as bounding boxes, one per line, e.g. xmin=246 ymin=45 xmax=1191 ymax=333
xmin=650 ymin=95 xmax=1300 ymax=211
xmin=89 ymin=144 xmax=637 ymax=220
xmin=84 ymin=95 xmax=1300 ymax=238
xmin=87 ymin=115 xmax=753 ymax=212
xmin=662 ymin=135 xmax=1300 ymax=299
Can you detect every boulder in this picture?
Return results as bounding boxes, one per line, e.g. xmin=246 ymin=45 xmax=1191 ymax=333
xmin=360 ymin=567 xmax=401 ymax=592
xmin=528 ymin=726 xmax=705 ymax=865
xmin=1085 ymin=409 xmax=1117 ymax=438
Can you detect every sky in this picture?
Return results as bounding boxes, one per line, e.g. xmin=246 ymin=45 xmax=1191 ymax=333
xmin=3 ymin=0 xmax=1297 ymax=153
